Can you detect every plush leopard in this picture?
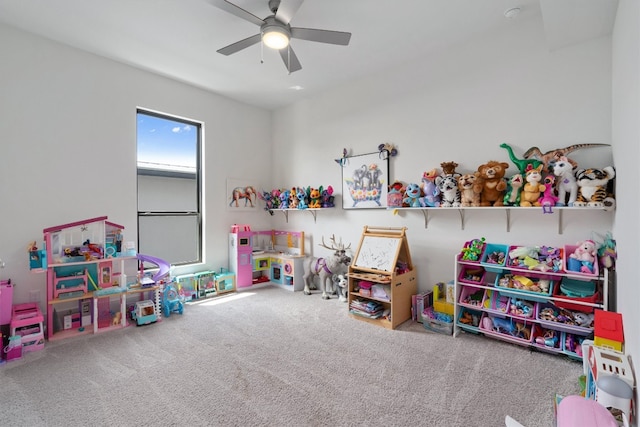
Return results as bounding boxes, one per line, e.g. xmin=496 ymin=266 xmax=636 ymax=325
xmin=436 ymin=175 xmax=461 ymax=207
xmin=574 ymin=166 xmax=615 ymax=208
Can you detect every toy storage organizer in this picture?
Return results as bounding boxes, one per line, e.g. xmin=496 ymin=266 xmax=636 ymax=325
xmin=10 ymin=303 xmax=44 ymax=353
xmin=454 ymin=240 xmax=608 ymax=360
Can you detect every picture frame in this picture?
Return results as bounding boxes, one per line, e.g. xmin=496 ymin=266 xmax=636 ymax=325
xmin=341 ymin=152 xmax=389 ymax=209
xmin=226 ymin=178 xmax=258 ymax=211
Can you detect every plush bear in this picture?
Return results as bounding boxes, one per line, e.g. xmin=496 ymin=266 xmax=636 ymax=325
xmin=520 ymin=164 xmax=546 ymax=207
xmin=574 ymin=166 xmax=616 ymax=208
xmin=476 ymin=161 xmax=509 ymax=206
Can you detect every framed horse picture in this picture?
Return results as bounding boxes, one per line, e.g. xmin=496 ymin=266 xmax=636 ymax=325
xmin=341 ymin=152 xmax=389 ymax=209
xmin=226 ymin=178 xmax=258 ymax=211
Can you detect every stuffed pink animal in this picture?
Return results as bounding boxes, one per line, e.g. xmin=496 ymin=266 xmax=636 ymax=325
xmin=570 ymin=240 xmax=597 ymax=264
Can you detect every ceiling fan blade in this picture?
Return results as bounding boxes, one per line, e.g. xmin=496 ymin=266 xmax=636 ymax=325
xmin=291 ymin=27 xmax=351 ymax=45
xmin=274 ymin=0 xmax=304 ymax=25
xmin=209 ymin=0 xmax=265 ymax=27
xmin=279 ymin=46 xmax=302 ymax=73
xmin=217 ymin=33 xmax=262 ymax=55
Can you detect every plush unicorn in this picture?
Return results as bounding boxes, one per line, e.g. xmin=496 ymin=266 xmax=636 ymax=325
xmin=552 ymin=156 xmax=578 ymax=206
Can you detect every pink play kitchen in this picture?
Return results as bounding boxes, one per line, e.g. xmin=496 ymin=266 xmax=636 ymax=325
xmin=228 ymin=225 xmax=305 ymax=291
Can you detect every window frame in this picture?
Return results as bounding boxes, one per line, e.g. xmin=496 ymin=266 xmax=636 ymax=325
xmin=136 ymin=108 xmax=203 ymax=267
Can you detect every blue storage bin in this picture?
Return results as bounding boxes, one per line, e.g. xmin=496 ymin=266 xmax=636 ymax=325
xmin=480 ymin=243 xmax=508 ymax=272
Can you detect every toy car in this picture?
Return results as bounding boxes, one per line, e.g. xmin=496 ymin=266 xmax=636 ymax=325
xmin=130 ymin=300 xmax=157 ymax=326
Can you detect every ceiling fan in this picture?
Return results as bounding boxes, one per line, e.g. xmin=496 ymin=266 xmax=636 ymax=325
xmin=210 ymin=0 xmax=352 ymax=73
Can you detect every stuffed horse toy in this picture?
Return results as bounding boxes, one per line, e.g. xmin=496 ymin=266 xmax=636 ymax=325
xmin=303 ymin=235 xmax=351 ymax=299
xmin=552 ymin=156 xmax=578 ymax=206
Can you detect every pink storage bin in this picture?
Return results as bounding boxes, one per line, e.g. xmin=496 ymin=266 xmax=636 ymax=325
xmin=482 ymin=289 xmax=509 ymax=314
xmin=457 ymin=239 xmax=485 ymax=263
xmin=358 ymin=280 xmax=372 ymax=297
xmin=458 ymin=287 xmax=484 ymax=308
xmin=507 ymin=245 xmax=564 ymax=275
xmin=564 ymin=244 xmax=599 ymax=279
xmin=458 ymin=265 xmax=485 ymax=285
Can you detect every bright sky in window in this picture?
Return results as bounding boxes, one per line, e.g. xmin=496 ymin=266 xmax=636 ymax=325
xmin=137 ymin=113 xmax=197 ymax=171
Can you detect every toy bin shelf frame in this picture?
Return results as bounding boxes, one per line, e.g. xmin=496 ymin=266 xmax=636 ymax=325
xmin=453 ymin=249 xmax=609 ymax=360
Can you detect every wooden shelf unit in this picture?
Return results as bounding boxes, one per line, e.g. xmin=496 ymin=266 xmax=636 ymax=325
xmin=347 ymin=226 xmax=417 ymax=330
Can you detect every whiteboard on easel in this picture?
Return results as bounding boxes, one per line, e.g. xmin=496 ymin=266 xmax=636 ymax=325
xmin=354 ymin=236 xmax=401 ymax=272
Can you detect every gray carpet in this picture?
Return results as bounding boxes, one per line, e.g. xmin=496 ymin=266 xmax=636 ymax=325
xmin=0 ymin=286 xmax=583 ymax=426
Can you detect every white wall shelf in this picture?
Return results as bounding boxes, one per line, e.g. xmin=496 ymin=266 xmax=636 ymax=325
xmin=389 ymin=206 xmax=614 ymax=234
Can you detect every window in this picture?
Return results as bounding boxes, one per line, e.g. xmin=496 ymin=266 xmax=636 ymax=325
xmin=137 ymin=109 xmax=201 ymax=266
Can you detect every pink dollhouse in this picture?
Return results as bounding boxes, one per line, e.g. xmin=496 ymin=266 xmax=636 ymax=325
xmin=43 ymin=216 xmax=133 ymax=340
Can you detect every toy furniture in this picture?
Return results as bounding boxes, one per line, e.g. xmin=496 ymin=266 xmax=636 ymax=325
xmin=130 ymin=300 xmax=158 ymax=326
xmin=195 ymin=270 xmax=217 ymax=299
xmin=215 ymin=271 xmax=236 ymax=294
xmin=585 ymin=342 xmax=635 ymax=425
xmin=347 ymin=226 xmax=417 ymax=329
xmin=454 ymin=239 xmax=609 ymax=360
xmin=41 ymin=216 xmax=139 ymax=340
xmin=229 ymin=228 xmax=305 ymax=290
xmin=594 ymin=309 xmax=624 ymax=351
xmin=162 ymin=282 xmax=184 ymax=317
xmin=10 ymin=303 xmax=44 ymax=353
xmin=175 ymin=273 xmax=198 ymax=301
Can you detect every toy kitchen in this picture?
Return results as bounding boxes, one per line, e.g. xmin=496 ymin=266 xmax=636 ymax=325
xmin=228 ymin=226 xmax=306 ymax=291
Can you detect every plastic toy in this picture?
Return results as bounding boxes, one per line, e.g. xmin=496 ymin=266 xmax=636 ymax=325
xmin=435 ymin=175 xmax=461 ymax=207
xmin=500 ymin=143 xmax=543 ymax=174
xmin=574 ymin=166 xmax=615 ymax=208
xmin=420 ymin=169 xmax=441 ymax=207
xmin=402 ymin=183 xmax=422 ymax=207
xmin=522 ymin=143 xmax=610 ymax=171
xmin=130 ymin=300 xmax=158 ymax=326
xmin=162 ymin=282 xmax=184 ymax=317
xmin=538 ymin=175 xmax=559 ymax=213
xmin=460 ymin=238 xmax=485 ymax=261
xmin=519 ymin=164 xmax=545 ymax=207
xmin=502 ymin=174 xmax=523 ymax=206
xmin=303 ymin=235 xmax=351 ymax=299
xmin=551 ymin=156 xmax=578 ymax=206
xmin=458 ymin=173 xmax=482 ymax=207
xmin=476 ymin=160 xmax=509 ymax=206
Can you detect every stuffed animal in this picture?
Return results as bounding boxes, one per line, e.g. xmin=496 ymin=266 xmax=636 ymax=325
xmin=503 ymin=174 xmax=523 ymax=206
xmin=551 ymin=156 xmax=578 ymax=206
xmin=500 ymin=143 xmax=543 ymax=174
xmin=308 ymin=187 xmax=322 ymax=208
xmin=387 ymin=181 xmax=405 ymax=207
xmin=288 ymin=187 xmax=298 ymax=208
xmin=321 ymin=185 xmax=335 ymax=208
xmin=538 ymin=175 xmax=559 ymax=213
xmin=279 ymin=189 xmax=290 ymax=209
xmin=420 ymin=169 xmax=441 ymax=207
xmin=457 ymin=173 xmax=482 ymax=207
xmin=476 ymin=161 xmax=509 ymax=206
xmin=570 ymin=240 xmax=597 ymax=264
xmin=436 ymin=175 xmax=461 ymax=207
xmin=573 ymin=312 xmax=594 ymax=328
xmin=574 ymin=166 xmax=615 ymax=208
xmin=440 ymin=161 xmax=459 ymax=177
xmin=296 ymin=187 xmax=308 ymax=209
xmin=520 ymin=164 xmax=545 ymax=207
xmin=403 ymin=183 xmax=422 ymax=207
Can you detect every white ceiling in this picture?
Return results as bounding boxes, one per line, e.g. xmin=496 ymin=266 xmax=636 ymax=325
xmin=0 ymin=0 xmax=618 ymax=110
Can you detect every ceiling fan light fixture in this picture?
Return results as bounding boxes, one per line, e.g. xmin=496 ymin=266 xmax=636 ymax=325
xmin=262 ymin=25 xmax=290 ymax=49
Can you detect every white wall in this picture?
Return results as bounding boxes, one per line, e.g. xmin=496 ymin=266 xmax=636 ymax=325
xmin=272 ymin=14 xmax=614 ymax=287
xmin=612 ymin=0 xmax=640 ymax=388
xmin=0 ymin=24 xmax=273 ymax=305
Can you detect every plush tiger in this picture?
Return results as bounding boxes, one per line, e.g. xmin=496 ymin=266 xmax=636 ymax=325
xmin=436 ymin=175 xmax=461 ymax=207
xmin=574 ymin=166 xmax=615 ymax=208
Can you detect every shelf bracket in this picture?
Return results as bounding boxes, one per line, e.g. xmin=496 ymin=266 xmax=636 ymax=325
xmin=307 ymin=209 xmax=317 ymax=223
xmin=458 ymin=209 xmax=465 ymax=230
xmin=506 ymin=209 xmax=511 ymax=233
xmin=280 ymin=210 xmax=289 ymax=223
xmin=421 ymin=209 xmax=429 ymax=228
xmin=558 ymin=209 xmax=563 ymax=235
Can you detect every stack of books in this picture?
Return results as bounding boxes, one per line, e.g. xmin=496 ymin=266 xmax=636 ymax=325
xmin=349 ymin=298 xmax=384 ymax=319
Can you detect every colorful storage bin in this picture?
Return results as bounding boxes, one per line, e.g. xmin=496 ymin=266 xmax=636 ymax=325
xmin=482 ymin=289 xmax=510 ymax=314
xmin=458 ymin=265 xmax=485 ymax=285
xmin=564 ymin=244 xmax=599 ymax=279
xmin=458 ymin=239 xmax=486 ymax=263
xmin=494 ymin=273 xmax=554 ymax=302
xmin=553 ymin=277 xmax=600 ymax=313
xmin=480 ymin=243 xmax=508 ymax=272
